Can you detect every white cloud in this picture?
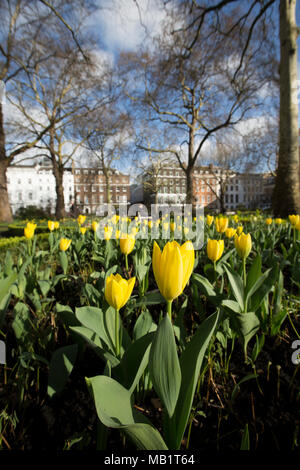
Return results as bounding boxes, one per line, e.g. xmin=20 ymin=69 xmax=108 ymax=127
xmin=87 ymin=0 xmax=168 ymax=52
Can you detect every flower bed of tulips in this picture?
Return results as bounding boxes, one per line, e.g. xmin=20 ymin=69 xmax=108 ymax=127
xmin=0 ymin=213 xmax=299 ymax=451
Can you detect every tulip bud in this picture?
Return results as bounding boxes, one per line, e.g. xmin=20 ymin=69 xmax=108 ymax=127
xmin=105 ymin=273 xmax=135 ymax=311
xmin=48 ymin=220 xmax=55 ymax=231
xmin=59 ymin=238 xmax=72 ymax=251
xmin=120 ymin=234 xmax=135 ymax=255
xmin=206 ymin=215 xmax=214 ymax=226
xmin=234 ymin=233 xmax=251 ymax=259
xmin=77 ymin=214 xmax=86 ymax=225
xmin=225 ymin=228 xmax=237 ymax=239
xmin=215 ymin=216 xmax=228 ymax=233
xmin=289 ymin=214 xmax=300 ymax=226
xmin=152 ymin=240 xmax=195 ymax=302
xmin=207 ymin=239 xmax=224 ymax=262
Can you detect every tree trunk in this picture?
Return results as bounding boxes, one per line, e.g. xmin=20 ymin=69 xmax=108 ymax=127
xmin=0 ymin=159 xmax=13 ymax=222
xmin=185 ymin=166 xmax=194 ymax=207
xmin=0 ymin=103 xmax=13 ymax=222
xmin=53 ymin=162 xmax=65 ymax=219
xmin=273 ymin=0 xmax=300 ymax=216
xmin=103 ymin=167 xmax=111 ymax=204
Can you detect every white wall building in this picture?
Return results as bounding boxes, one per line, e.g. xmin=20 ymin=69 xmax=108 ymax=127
xmin=6 ymin=163 xmax=74 ymax=215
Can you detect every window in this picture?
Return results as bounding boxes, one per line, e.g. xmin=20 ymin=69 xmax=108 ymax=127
xmin=18 ymin=179 xmax=21 ymax=184
xmin=28 ymin=192 xmax=33 ymax=200
xmin=84 ymin=196 xmax=89 ymax=204
xmin=230 ymin=194 xmax=233 ymax=203
xmin=236 ymin=194 xmax=239 ymax=203
xmin=84 ymin=170 xmax=88 ymax=175
xmin=28 ymin=178 xmax=32 ymax=184
xmin=18 ymin=192 xmax=22 ymax=201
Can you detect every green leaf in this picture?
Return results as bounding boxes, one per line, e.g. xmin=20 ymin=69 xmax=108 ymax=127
xmin=221 ymin=299 xmax=242 ymax=314
xmin=75 ymin=306 xmax=114 ymax=352
xmin=233 ymin=312 xmax=260 ymax=355
xmin=248 ymin=266 xmax=278 ymax=312
xmin=12 ymin=302 xmax=31 ymax=343
xmin=86 ymin=375 xmax=168 ymax=450
xmin=0 ymin=293 xmax=11 ymax=328
xmin=116 ymin=332 xmax=155 ymax=393
xmin=38 ymin=280 xmax=51 ymax=297
xmin=0 ymin=273 xmax=17 ymax=303
xmin=240 ymin=423 xmax=250 ymax=450
xmin=192 ymin=273 xmax=216 ymax=298
xmin=133 ymin=309 xmax=156 ymax=340
xmin=245 ymin=254 xmax=262 ymax=297
xmin=69 ymin=325 xmax=120 ymax=367
xmin=47 ymin=344 xmax=78 ymax=397
xmin=149 ymin=315 xmax=181 ymax=418
xmin=223 ymin=264 xmax=244 ymax=311
xmin=56 ymin=303 xmax=81 ymax=328
xmin=166 ymin=311 xmax=219 ymax=450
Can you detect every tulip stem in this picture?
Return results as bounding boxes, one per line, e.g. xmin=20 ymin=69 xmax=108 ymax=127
xmin=115 ymin=309 xmax=120 ymax=358
xmin=167 ymin=300 xmax=172 ymax=322
xmin=125 ymin=254 xmax=129 ymax=273
xmin=242 ymin=257 xmax=247 ymax=289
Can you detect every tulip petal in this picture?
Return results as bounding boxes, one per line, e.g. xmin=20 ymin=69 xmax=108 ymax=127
xmin=161 ymin=242 xmax=183 ymax=301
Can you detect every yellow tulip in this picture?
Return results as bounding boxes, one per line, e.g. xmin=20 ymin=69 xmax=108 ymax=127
xmin=163 ymin=222 xmax=169 ymax=231
xmin=54 ymin=221 xmax=59 ymax=230
xmin=206 ymin=215 xmax=214 ymax=226
xmin=59 ymin=238 xmax=71 ymax=251
xmin=48 ymin=220 xmax=55 ymax=231
xmin=265 ymin=218 xmax=273 ymax=225
xmin=104 ymin=225 xmax=113 ymax=240
xmin=26 ymin=222 xmax=37 ymax=230
xmin=236 ymin=225 xmax=243 ymax=235
xmin=289 ymin=214 xmax=300 ymax=226
xmin=225 ymin=227 xmax=237 ymax=239
xmin=24 ymin=225 xmax=35 ymax=239
xmin=295 ymin=219 xmax=300 ymax=230
xmin=233 ymin=215 xmax=239 ymax=223
xmin=215 ymin=216 xmax=228 ymax=233
xmin=148 ymin=221 xmax=153 ymax=229
xmin=275 ymin=218 xmax=283 ymax=225
xmin=92 ymin=221 xmax=99 ymax=232
xmin=207 ymin=239 xmax=224 ymax=262
xmin=170 ymin=222 xmax=176 ymax=232
xmin=80 ymin=227 xmax=87 ymax=235
xmin=120 ymin=234 xmax=135 ymax=255
xmin=234 ymin=233 xmax=252 ymax=259
xmin=131 ymin=226 xmax=139 ymax=236
xmin=77 ymin=214 xmax=86 ymax=225
xmin=152 ymin=240 xmax=195 ymax=302
xmin=105 ymin=273 xmax=135 ymax=311
xmin=184 ymin=227 xmax=189 ymax=235
xmin=115 ymin=230 xmax=121 ymax=239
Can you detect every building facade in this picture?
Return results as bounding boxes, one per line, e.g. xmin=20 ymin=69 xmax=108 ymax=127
xmin=143 ymin=162 xmax=273 ymax=211
xmin=7 ymin=163 xmax=74 ymax=215
xmin=73 ymin=168 xmax=130 ymax=214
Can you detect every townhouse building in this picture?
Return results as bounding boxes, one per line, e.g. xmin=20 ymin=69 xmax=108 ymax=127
xmin=7 ymin=162 xmax=74 ymax=215
xmin=73 ymin=167 xmax=130 ymax=214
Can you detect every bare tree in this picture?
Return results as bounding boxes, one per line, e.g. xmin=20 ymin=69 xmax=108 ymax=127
xmin=0 ymin=0 xmax=94 ymax=222
xmin=159 ymin=0 xmax=299 ymax=215
xmin=11 ymin=48 xmax=114 ymax=218
xmin=120 ymin=1 xmax=274 ymax=207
